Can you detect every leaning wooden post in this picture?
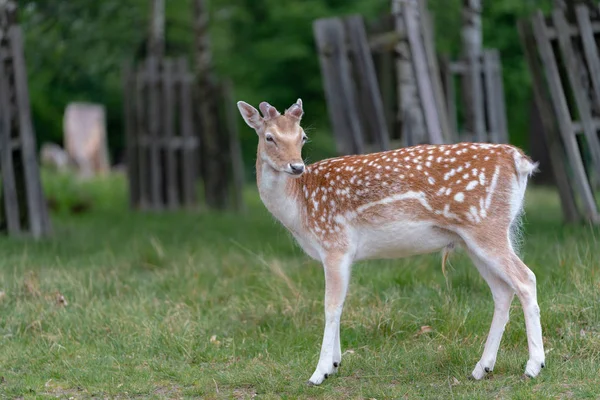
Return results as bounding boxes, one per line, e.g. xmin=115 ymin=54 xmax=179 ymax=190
xmin=462 ymin=0 xmax=486 ymax=142
xmin=402 ymin=0 xmax=445 ymax=144
xmin=313 ymin=18 xmax=366 ymax=155
xmin=530 ymin=9 xmax=599 ymax=222
xmin=418 ymin=1 xmax=455 ymax=144
xmin=392 ymin=0 xmax=426 ymax=146
xmin=0 ymin=0 xmax=51 ymax=237
xmin=518 ymin=19 xmax=580 ymax=223
xmin=193 ymin=0 xmax=228 ymax=209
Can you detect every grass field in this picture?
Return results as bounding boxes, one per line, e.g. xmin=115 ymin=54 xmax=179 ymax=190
xmin=0 ymin=171 xmax=599 ymax=399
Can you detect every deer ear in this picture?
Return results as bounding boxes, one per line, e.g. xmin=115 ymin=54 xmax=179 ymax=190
xmin=237 ymin=101 xmax=263 ymax=130
xmin=285 ymin=100 xmax=304 ymax=120
xmin=259 ymin=101 xmax=280 ymax=119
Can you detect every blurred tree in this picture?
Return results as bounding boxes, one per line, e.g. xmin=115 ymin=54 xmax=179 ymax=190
xmin=148 ymin=0 xmax=165 ymax=57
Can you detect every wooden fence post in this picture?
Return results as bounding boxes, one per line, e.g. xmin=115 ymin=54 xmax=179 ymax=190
xmin=313 ymin=17 xmax=365 ymax=155
xmin=441 ymin=51 xmax=508 ymax=144
xmin=368 ymin=15 xmax=398 ymax=142
xmin=135 ymin=62 xmax=150 ymax=209
xmin=392 ymin=0 xmax=426 ymax=145
xmin=162 ymin=58 xmax=179 ymax=209
xmin=146 ymin=56 xmax=164 ymax=210
xmin=402 ymin=1 xmax=444 ymax=144
xmin=462 ymin=0 xmax=486 ymax=142
xmin=0 ymin=47 xmax=20 ymax=234
xmin=482 ymin=51 xmax=500 ymax=143
xmin=552 ymin=9 xmax=600 ymax=178
xmin=0 ymin=2 xmax=51 ymax=237
xmin=518 ymin=19 xmax=581 ymax=223
xmin=575 ymin=6 xmax=600 ymax=114
xmin=531 ymin=10 xmax=599 ymax=222
xmin=10 ymin=26 xmax=51 ymax=236
xmin=491 ymin=50 xmax=508 ymax=143
xmin=440 ymin=55 xmax=458 ymax=138
xmin=418 ymin=0 xmax=454 ymax=143
xmin=344 ymin=15 xmax=390 ymax=152
xmin=178 ymin=58 xmax=198 ymax=209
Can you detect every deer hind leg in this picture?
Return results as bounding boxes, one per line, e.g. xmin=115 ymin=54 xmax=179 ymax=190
xmin=466 ymin=237 xmax=545 ymax=379
xmin=308 ymin=252 xmax=352 ymax=386
xmin=467 ymin=247 xmax=514 ymax=379
xmin=511 ymin=253 xmax=545 ymax=378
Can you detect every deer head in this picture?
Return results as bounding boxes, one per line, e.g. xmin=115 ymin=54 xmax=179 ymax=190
xmin=237 ymin=99 xmax=307 ymax=176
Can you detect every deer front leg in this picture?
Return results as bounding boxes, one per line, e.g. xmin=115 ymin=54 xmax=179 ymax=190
xmin=308 ymin=252 xmax=352 ymax=386
xmin=333 ymin=323 xmax=341 ymax=369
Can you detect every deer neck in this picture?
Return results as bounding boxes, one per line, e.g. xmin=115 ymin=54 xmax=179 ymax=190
xmin=256 ymin=151 xmax=305 ymax=233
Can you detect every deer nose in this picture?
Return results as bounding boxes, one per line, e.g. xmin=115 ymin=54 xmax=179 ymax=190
xmin=289 ymin=163 xmax=305 ymax=175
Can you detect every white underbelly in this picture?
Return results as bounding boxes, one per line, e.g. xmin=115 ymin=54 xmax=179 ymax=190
xmin=354 ymin=220 xmax=457 ymax=261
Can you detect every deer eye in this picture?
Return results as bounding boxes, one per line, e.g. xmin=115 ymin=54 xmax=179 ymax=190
xmin=265 ymin=134 xmax=275 ymax=143
xmin=302 ymin=135 xmax=308 ymax=144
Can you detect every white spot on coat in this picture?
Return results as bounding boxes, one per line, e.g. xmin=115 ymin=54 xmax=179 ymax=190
xmin=466 ymin=181 xmax=478 ymax=190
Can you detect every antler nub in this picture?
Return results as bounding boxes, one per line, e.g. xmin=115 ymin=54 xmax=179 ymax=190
xmin=259 ymin=102 xmax=280 ymax=120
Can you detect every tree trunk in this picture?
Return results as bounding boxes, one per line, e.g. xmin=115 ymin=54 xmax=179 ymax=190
xmin=148 ymin=0 xmax=164 ymax=58
xmin=193 ymin=0 xmax=229 ymax=209
xmin=461 ymin=0 xmax=482 ymax=65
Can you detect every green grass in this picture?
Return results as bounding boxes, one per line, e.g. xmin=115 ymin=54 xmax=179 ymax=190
xmin=0 ymin=171 xmax=599 ymax=399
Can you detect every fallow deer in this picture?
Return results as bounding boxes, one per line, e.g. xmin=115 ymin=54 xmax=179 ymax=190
xmin=237 ymin=99 xmax=545 ymax=385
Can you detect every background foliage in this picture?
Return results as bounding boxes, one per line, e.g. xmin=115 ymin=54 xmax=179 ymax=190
xmin=21 ymin=0 xmax=552 ymax=165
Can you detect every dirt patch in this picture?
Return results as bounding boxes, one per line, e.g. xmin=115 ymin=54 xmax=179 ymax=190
xmin=232 ymin=385 xmax=257 ymax=399
xmin=153 ymin=384 xmax=183 ymax=398
xmin=41 ymin=379 xmax=87 ymax=398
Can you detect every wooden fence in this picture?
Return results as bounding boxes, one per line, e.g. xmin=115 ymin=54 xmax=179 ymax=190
xmin=519 ymin=5 xmax=600 ymax=223
xmin=123 ymin=57 xmax=199 ymax=211
xmin=440 ymin=49 xmax=509 ymax=144
xmin=314 ymin=2 xmax=455 ymax=154
xmin=367 ymin=15 xmax=400 ymax=143
xmin=313 ymin=15 xmax=390 ymax=155
xmin=0 ymin=5 xmax=51 ymax=238
xmin=392 ymin=0 xmax=451 ymax=146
